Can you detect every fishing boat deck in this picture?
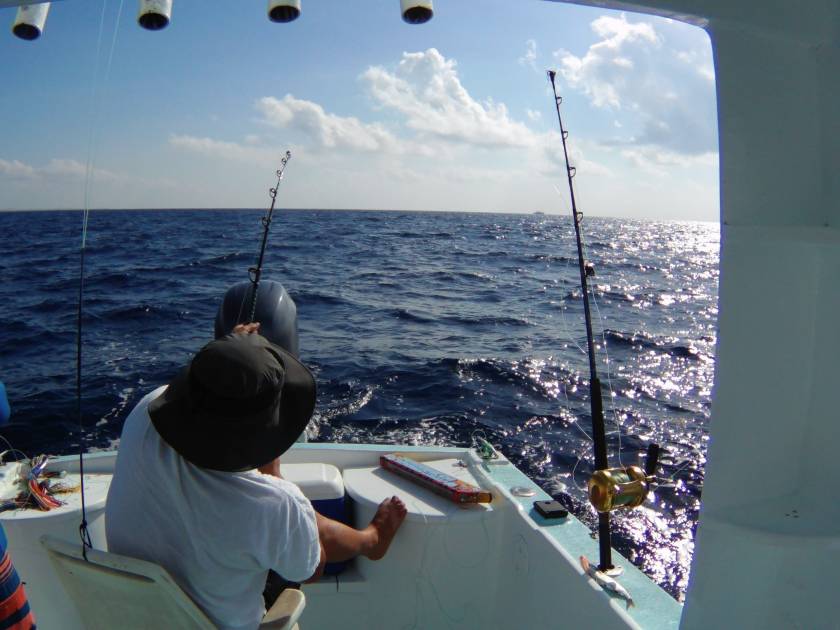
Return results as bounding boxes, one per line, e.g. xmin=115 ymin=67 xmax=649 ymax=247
xmin=3 ymin=444 xmax=682 ymax=629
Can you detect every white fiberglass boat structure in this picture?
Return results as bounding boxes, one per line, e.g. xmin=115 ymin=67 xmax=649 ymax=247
xmin=1 ymin=0 xmax=839 ymax=628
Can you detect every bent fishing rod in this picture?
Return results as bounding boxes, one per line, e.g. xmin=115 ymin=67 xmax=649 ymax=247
xmin=246 ymin=150 xmax=292 ymax=323
xmin=547 ymin=71 xmax=660 ymax=572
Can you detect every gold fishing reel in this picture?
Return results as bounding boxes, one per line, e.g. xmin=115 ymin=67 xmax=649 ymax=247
xmin=588 ymin=444 xmax=660 ymax=513
xmin=588 ymin=466 xmax=656 ymax=513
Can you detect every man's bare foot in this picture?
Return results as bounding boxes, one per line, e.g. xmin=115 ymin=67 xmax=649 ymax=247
xmin=364 ymin=496 xmax=407 ymax=560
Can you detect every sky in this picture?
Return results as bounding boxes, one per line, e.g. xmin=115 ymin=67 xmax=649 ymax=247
xmin=0 ymin=0 xmax=719 ymax=220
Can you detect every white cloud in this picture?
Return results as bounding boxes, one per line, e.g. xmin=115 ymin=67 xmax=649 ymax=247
xmin=169 ymin=134 xmax=276 ymax=163
xmin=519 ymin=39 xmax=538 ymax=72
xmin=554 ymin=14 xmax=717 ymax=157
xmin=677 ymin=50 xmax=715 ymax=81
xmin=44 ymin=158 xmax=89 ymax=177
xmin=256 ymin=95 xmax=420 ymax=155
xmin=556 ymin=15 xmax=659 ymax=109
xmin=167 ymin=48 xmax=615 ymax=204
xmin=620 ymin=146 xmax=718 ymax=176
xmin=0 ymin=158 xmax=36 ymax=178
xmin=175 ymin=49 xmax=549 ymax=161
xmin=0 ymin=156 xmax=181 ymax=210
xmin=361 ymin=48 xmax=538 ymax=149
xmin=539 ymin=131 xmax=613 ymax=178
xmin=0 ymin=157 xmax=119 ymax=181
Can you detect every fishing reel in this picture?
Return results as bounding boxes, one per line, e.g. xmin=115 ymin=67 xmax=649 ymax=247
xmin=588 ymin=444 xmax=660 ymax=513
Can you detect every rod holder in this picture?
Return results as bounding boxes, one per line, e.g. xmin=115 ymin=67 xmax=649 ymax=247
xmin=268 ymin=0 xmax=301 ymax=23
xmin=138 ymin=0 xmax=172 ymax=31
xmin=12 ymin=3 xmax=50 ymax=41
xmin=645 ymin=443 xmax=660 ymax=477
xmin=401 ymin=0 xmax=433 ymax=24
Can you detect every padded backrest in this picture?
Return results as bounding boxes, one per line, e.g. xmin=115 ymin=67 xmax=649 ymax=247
xmin=41 ymin=535 xmax=214 ymax=630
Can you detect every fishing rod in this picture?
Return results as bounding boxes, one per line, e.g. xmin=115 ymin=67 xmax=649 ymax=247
xmin=547 ymin=70 xmax=613 ymax=571
xmin=547 ymin=71 xmax=660 ymax=573
xmin=246 ymin=150 xmax=292 ymax=323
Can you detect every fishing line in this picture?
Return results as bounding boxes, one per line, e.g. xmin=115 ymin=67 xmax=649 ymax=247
xmin=552 ymin=184 xmax=588 ymax=358
xmin=548 ymin=183 xmax=597 ymax=469
xmin=570 ymin=443 xmax=594 ymax=492
xmin=0 ymin=435 xmax=29 ymax=465
xmin=400 ymin=497 xmax=470 ymax=629
xmin=654 ymin=459 xmax=695 ymax=487
xmin=549 ymin=182 xmax=599 ymax=490
xmin=589 ymin=285 xmax=625 ymax=468
xmin=554 ymin=184 xmax=595 ymax=493
xmin=569 ymin=175 xmax=626 ymax=469
xmin=77 ymin=0 xmax=125 ymax=560
xmin=441 ymin=503 xmax=492 ymax=570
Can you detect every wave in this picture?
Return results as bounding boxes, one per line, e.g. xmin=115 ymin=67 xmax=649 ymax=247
xmin=293 ymin=290 xmax=355 ymax=307
xmin=391 ymin=308 xmax=435 ymax=323
xmin=186 ymin=251 xmax=252 ymax=267
xmin=446 ymin=314 xmax=530 ymax=327
xmin=91 ymin=303 xmax=172 ymax=323
xmin=604 ymin=330 xmax=706 ymax=360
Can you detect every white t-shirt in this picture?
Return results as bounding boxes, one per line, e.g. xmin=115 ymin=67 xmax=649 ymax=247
xmin=106 ymin=386 xmax=320 ymax=630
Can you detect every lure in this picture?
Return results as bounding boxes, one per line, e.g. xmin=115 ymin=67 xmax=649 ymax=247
xmin=580 ymin=556 xmax=635 ymax=609
xmin=27 ymin=477 xmax=62 ymax=510
xmin=474 ymin=437 xmax=498 ymax=461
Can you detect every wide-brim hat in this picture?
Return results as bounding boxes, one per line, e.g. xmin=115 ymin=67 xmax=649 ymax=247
xmin=148 ymin=333 xmax=316 ymax=472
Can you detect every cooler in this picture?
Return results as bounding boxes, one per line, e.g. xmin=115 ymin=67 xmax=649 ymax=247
xmin=282 ymin=463 xmax=348 ymax=575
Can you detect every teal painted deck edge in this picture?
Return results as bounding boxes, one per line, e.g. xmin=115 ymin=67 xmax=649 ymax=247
xmin=289 ymin=443 xmax=469 ymax=453
xmin=484 ymin=457 xmax=683 ymax=630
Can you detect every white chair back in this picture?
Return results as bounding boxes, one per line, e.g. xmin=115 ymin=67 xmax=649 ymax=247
xmin=41 ymin=535 xmax=304 ymax=630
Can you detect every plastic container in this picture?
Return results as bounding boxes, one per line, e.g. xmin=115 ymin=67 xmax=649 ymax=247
xmin=281 ymin=463 xmax=348 ymax=575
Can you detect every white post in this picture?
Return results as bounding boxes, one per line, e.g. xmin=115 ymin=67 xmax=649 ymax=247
xmin=682 ymin=13 xmax=840 ymax=630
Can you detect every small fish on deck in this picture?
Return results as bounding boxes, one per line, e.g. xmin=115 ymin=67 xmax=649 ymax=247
xmin=580 ymin=556 xmax=635 ymax=609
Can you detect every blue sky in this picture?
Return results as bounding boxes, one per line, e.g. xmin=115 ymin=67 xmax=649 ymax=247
xmin=0 ymin=0 xmax=718 ymax=220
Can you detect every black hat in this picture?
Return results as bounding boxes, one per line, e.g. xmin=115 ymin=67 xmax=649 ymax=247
xmin=148 ymin=333 xmax=316 ymax=472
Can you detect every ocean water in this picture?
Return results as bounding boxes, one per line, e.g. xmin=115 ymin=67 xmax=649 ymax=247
xmin=0 ymin=209 xmax=718 ymax=600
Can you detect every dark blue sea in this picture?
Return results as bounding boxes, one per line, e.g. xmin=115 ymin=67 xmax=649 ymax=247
xmin=0 ymin=209 xmax=718 ymax=600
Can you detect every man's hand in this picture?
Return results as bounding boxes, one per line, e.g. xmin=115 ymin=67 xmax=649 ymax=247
xmin=232 ymin=322 xmax=261 ymax=335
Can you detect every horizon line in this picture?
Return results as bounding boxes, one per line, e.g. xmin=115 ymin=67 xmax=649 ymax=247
xmin=0 ymin=207 xmax=720 ymax=223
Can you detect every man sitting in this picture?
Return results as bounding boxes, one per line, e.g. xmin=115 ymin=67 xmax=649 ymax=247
xmin=106 ymin=326 xmax=406 ymax=630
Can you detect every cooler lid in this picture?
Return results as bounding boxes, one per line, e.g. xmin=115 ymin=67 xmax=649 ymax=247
xmin=281 ymin=463 xmax=345 ymax=501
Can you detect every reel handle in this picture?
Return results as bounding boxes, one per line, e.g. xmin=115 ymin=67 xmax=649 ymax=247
xmin=645 ymin=443 xmax=660 ymax=477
